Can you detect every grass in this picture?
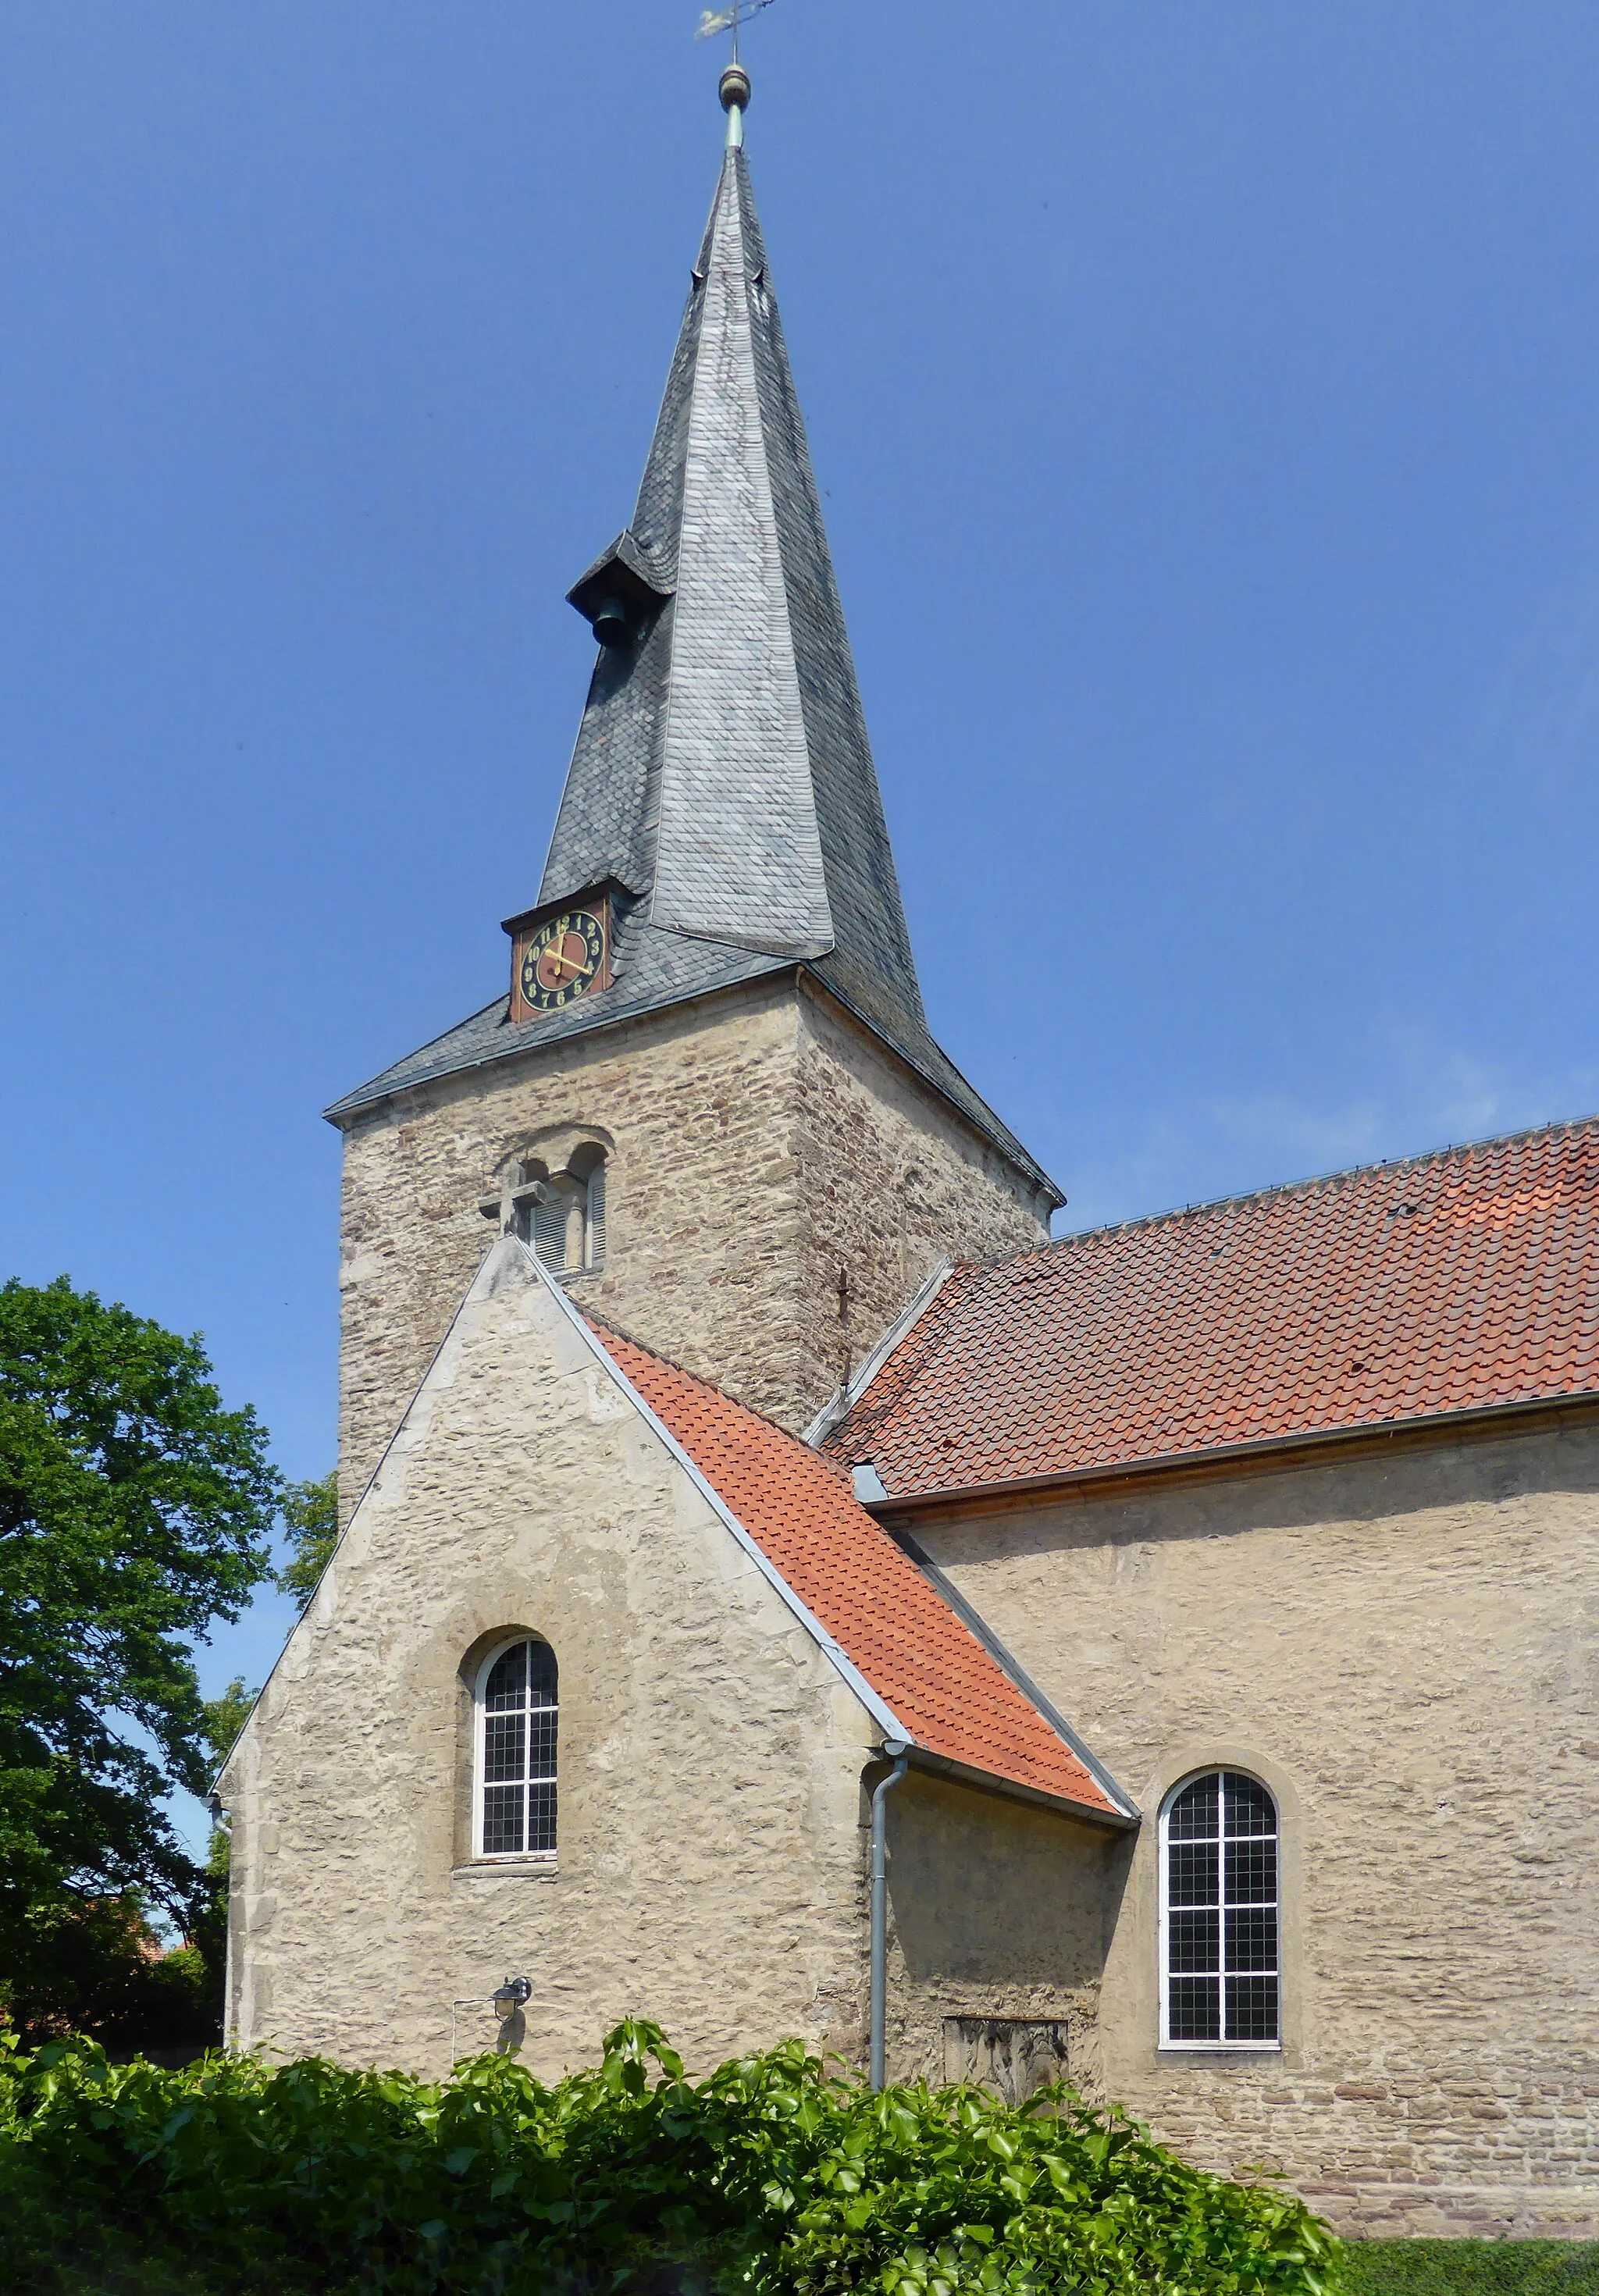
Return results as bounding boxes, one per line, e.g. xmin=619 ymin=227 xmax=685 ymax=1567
xmin=39 ymin=2231 xmax=1599 ymax=2295
xmin=1345 ymin=2244 xmax=1599 ymax=2296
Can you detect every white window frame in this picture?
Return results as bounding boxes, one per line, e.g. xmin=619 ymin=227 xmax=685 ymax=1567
xmin=472 ymin=1636 xmax=558 ymax=1863
xmin=1157 ymin=1767 xmax=1280 ymax=2052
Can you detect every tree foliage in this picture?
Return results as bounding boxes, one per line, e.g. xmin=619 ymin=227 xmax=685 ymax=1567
xmin=201 ymin=1676 xmax=258 ymax=1782
xmin=0 ymin=1276 xmax=278 ymax=2038
xmin=0 ymin=2020 xmax=1341 ymax=2296
xmin=275 ymin=1470 xmax=338 ymax=1611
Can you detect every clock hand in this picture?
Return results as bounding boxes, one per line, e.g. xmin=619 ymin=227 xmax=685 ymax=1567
xmin=543 ymin=932 xmax=596 ymax=984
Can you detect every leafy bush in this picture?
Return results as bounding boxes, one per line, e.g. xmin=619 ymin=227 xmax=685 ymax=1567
xmin=1343 ymin=2243 xmax=1599 ymax=2296
xmin=0 ymin=1891 xmax=220 ymax=2057
xmin=0 ymin=2019 xmax=1336 ymax=2296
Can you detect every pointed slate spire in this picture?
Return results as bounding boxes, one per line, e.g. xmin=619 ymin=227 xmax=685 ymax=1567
xmin=329 ymin=80 xmax=1056 ymax=1203
xmin=540 ymin=96 xmax=926 ymax=1037
xmin=653 ymin=143 xmax=832 ymax=959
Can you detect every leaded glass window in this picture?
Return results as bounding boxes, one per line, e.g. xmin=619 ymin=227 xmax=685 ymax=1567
xmin=1160 ymin=1771 xmax=1278 ymax=2047
xmin=476 ymin=1638 xmax=557 ymax=1859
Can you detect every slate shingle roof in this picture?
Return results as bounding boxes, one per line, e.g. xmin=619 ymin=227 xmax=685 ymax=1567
xmin=825 ymin=1116 xmax=1599 ymax=1500
xmin=323 ymin=134 xmax=1060 ymax=1202
xmin=589 ymin=1319 xmax=1125 ymax=1819
xmin=543 ymin=144 xmax=921 ymax=1012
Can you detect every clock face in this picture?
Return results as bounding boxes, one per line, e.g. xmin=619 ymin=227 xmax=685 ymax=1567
xmin=520 ymin=910 xmax=606 ymax=1013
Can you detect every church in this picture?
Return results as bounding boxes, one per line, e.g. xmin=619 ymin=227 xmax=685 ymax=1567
xmin=217 ymin=66 xmax=1597 ymax=2244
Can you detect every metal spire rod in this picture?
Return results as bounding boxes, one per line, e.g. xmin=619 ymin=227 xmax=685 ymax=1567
xmin=700 ymin=0 xmax=772 ymax=147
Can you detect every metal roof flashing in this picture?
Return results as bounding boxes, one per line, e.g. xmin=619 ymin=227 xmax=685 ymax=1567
xmin=905 ymin=1747 xmax=1138 ymax=1831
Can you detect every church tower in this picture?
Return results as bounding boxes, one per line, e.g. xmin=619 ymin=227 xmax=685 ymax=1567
xmin=326 ymin=69 xmax=1059 ymax=1502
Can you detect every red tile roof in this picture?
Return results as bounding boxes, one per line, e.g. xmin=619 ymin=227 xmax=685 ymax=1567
xmin=588 ymin=1320 xmax=1124 ymax=1819
xmin=826 ymin=1118 xmax=1599 ymax=1500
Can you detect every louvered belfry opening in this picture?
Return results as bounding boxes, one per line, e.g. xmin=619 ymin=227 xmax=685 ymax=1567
xmin=504 ymin=1148 xmax=607 ymax=1279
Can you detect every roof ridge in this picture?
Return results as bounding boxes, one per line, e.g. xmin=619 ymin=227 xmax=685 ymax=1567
xmin=827 ymin=1106 xmax=1599 ymax=1501
xmin=1042 ymin=1107 xmax=1599 ymax=1256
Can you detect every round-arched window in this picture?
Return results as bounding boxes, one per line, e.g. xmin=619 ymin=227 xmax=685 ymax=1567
xmin=479 ymin=1146 xmax=607 ymax=1279
xmin=1159 ymin=1770 xmax=1279 ymax=2047
xmin=474 ymin=1637 xmax=558 ymax=1860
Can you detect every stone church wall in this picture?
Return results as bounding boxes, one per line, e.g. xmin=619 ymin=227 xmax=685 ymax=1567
xmin=907 ymin=1418 xmax=1599 ymax=2237
xmin=222 ymin=1257 xmax=879 ymax=2081
xmin=794 ymin=986 xmax=1052 ymax=1405
xmin=334 ymin=980 xmax=1051 ymax=1510
xmin=334 ymin=982 xmax=807 ymax=1511
xmin=881 ymin=1770 xmax=1122 ymax=2094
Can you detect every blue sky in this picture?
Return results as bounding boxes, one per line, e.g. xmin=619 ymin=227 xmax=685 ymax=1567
xmin=5 ymin=2 xmax=1599 ymax=1852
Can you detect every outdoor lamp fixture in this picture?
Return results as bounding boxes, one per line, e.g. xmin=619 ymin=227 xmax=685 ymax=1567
xmin=493 ymin=1977 xmax=532 ymax=2021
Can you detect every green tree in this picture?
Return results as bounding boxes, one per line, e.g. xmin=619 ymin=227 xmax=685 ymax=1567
xmin=0 ymin=1276 xmax=278 ymax=2041
xmin=198 ymin=1675 xmax=257 ymax=1887
xmin=165 ymin=1674 xmax=262 ymax=2048
xmin=201 ymin=1677 xmax=258 ymax=1778
xmin=275 ymin=1471 xmax=338 ymax=1611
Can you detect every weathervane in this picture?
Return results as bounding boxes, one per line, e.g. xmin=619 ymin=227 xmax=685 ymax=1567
xmin=696 ymin=0 xmax=778 ymax=64
xmin=696 ymin=0 xmax=776 ymax=144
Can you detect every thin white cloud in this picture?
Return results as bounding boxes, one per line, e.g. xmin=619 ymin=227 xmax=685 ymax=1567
xmin=1057 ymin=1037 xmax=1599 ymax=1238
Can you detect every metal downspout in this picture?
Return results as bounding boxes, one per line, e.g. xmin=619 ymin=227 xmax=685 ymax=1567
xmin=869 ymin=1743 xmax=910 ymax=2091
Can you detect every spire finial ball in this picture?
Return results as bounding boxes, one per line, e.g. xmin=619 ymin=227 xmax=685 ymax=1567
xmin=720 ymin=62 xmax=751 ymax=113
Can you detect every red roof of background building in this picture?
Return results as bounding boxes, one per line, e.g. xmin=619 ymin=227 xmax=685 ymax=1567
xmin=825 ymin=1118 xmax=1599 ymax=1500
xmin=589 ymin=1321 xmax=1124 ymax=1819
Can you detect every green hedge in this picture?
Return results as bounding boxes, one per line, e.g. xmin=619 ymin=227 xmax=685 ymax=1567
xmin=0 ymin=2019 xmax=1339 ymax=2296
xmin=1344 ymin=2244 xmax=1599 ymax=2296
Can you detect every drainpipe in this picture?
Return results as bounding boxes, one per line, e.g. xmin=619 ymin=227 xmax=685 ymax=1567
xmin=869 ymin=1741 xmax=910 ymax=2091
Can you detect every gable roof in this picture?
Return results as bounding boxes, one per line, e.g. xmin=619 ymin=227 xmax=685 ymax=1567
xmin=575 ymin=1310 xmax=1131 ymax=1823
xmin=825 ymin=1115 xmax=1599 ymax=1501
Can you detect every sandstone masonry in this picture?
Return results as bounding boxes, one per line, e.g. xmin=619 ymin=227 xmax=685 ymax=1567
xmin=903 ymin=1417 xmax=1599 ymax=2238
xmin=226 ymin=1252 xmax=880 ymax=2077
xmin=223 ymin=1248 xmax=1095 ymax=2087
xmin=333 ymin=974 xmax=1050 ymax=1509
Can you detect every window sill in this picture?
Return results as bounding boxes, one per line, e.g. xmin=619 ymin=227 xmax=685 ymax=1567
xmin=1157 ymin=2040 xmax=1280 ymax=2055
xmin=452 ymin=1858 xmax=558 ymax=1881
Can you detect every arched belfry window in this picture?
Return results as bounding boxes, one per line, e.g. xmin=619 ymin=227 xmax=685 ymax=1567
xmin=474 ymin=1637 xmax=557 ymax=1860
xmin=479 ymin=1146 xmax=607 ymax=1279
xmin=1160 ymin=1771 xmax=1279 ymax=2048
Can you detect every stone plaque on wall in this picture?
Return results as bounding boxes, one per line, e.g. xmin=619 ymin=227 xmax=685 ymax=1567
xmin=942 ymin=2017 xmax=1070 ymax=2103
